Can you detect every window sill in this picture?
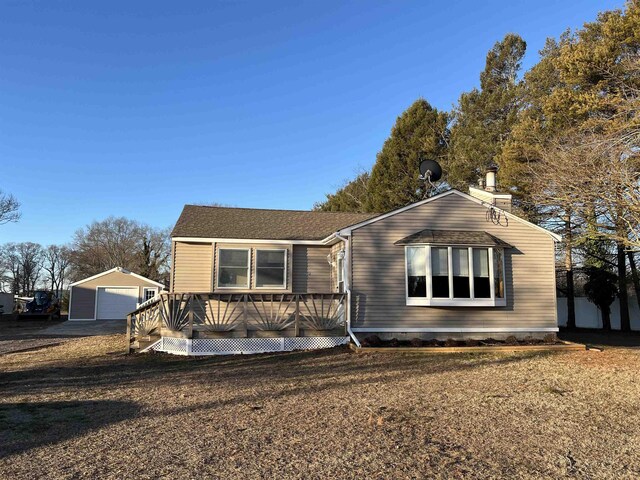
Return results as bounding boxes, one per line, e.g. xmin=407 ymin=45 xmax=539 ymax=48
xmin=406 ymin=298 xmax=506 ymax=307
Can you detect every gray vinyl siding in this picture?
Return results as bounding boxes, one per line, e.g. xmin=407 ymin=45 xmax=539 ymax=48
xmin=172 ymin=242 xmax=214 ymax=292
xmin=292 ymin=245 xmax=332 ymax=293
xmin=350 ymin=193 xmax=557 ymax=330
xmin=69 ymin=271 xmax=160 ymax=320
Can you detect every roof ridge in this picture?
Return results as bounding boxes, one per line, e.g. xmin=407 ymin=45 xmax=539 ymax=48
xmin=184 ymin=204 xmax=378 ymax=216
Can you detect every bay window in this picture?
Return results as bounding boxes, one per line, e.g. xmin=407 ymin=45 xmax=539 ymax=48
xmin=405 ymin=245 xmax=506 ymax=306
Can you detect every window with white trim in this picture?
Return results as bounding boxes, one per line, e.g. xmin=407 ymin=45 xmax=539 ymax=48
xmin=336 ymin=253 xmax=345 ymax=293
xmin=142 ymin=287 xmax=158 ymax=302
xmin=218 ymin=249 xmax=250 ymax=288
xmin=255 ymin=249 xmax=286 ymax=288
xmin=405 ymin=245 xmax=506 ymax=306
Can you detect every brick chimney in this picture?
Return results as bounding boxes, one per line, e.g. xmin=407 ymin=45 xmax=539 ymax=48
xmin=468 ymin=166 xmax=512 ymax=212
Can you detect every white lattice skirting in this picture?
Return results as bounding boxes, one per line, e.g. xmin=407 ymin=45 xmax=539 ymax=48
xmin=151 ymin=336 xmax=350 ymax=356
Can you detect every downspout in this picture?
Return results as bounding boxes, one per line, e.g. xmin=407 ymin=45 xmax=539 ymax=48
xmin=335 ymin=233 xmax=361 ymax=347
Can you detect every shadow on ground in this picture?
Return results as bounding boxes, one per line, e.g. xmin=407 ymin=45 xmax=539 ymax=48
xmin=0 ymin=400 xmax=140 ymax=459
xmin=560 ymin=328 xmax=640 ymax=347
xmin=0 ymin=346 xmax=555 ymax=421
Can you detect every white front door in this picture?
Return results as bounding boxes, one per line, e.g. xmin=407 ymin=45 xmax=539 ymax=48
xmin=96 ymin=287 xmax=139 ymax=320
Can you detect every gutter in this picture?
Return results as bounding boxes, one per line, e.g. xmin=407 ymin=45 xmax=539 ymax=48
xmin=335 ymin=233 xmax=361 ymax=348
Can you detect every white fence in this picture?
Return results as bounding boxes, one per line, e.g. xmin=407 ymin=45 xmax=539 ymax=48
xmin=557 ymin=296 xmax=640 ymax=330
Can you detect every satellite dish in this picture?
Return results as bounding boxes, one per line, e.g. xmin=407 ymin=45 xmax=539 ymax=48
xmin=419 ymin=159 xmax=442 ymax=182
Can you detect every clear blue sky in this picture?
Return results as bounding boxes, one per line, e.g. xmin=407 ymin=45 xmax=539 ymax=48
xmin=0 ymin=0 xmax=625 ymax=245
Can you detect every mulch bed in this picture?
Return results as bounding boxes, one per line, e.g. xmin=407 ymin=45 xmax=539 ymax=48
xmin=359 ymin=334 xmax=566 ymax=349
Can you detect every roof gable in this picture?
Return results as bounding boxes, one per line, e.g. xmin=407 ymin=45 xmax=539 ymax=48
xmin=338 ymin=189 xmax=561 ymax=242
xmin=69 ymin=267 xmax=165 ymax=288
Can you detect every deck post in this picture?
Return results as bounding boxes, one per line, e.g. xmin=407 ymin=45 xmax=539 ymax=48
xmin=187 ymin=294 xmax=194 ymax=339
xmin=294 ymin=295 xmax=300 ymax=337
xmin=243 ymin=294 xmax=249 ymax=337
xmin=126 ymin=313 xmax=133 ymax=353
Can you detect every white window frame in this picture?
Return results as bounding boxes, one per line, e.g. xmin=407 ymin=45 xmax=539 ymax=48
xmin=405 ymin=245 xmax=507 ymax=307
xmin=142 ymin=287 xmax=158 ymax=302
xmin=254 ymin=248 xmax=287 ymax=289
xmin=336 ymin=251 xmax=345 ymax=293
xmin=217 ymin=248 xmax=251 ymax=289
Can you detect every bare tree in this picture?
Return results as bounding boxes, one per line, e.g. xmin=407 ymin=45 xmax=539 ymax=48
xmin=0 ymin=243 xmax=22 ymax=294
xmin=138 ymin=227 xmax=171 ymax=283
xmin=531 ymin=128 xmax=639 ymax=330
xmin=70 ymin=217 xmax=170 ymax=282
xmin=16 ymin=242 xmax=43 ymax=295
xmin=42 ymin=245 xmax=72 ymax=297
xmin=70 ymin=217 xmax=144 ymax=279
xmin=0 ymin=190 xmax=20 ymax=225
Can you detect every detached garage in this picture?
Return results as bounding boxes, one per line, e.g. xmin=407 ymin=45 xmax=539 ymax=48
xmin=68 ymin=267 xmax=165 ymax=321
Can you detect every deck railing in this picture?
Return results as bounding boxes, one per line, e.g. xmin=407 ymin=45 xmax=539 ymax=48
xmin=127 ymin=292 xmax=347 ymax=351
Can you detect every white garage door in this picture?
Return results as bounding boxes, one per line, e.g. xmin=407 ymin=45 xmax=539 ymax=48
xmin=96 ymin=287 xmax=139 ymax=320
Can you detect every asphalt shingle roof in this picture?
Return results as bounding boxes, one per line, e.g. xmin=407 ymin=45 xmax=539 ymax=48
xmin=394 ymin=229 xmax=512 ymax=247
xmin=172 ymin=205 xmax=378 ymax=241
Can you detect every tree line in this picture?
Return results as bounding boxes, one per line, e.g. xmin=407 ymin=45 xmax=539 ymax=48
xmin=0 ymin=217 xmax=170 ymax=298
xmin=315 ymin=1 xmax=640 ymax=330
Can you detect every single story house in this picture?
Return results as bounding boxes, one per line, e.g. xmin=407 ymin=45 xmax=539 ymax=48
xmin=128 ymin=171 xmax=560 ymax=355
xmin=69 ymin=267 xmax=164 ymax=321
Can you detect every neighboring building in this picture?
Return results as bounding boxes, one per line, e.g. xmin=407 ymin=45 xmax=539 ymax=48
xmin=69 ymin=267 xmax=164 ymax=321
xmin=0 ymin=292 xmax=14 ymax=314
xmin=129 ymin=171 xmax=560 ymax=355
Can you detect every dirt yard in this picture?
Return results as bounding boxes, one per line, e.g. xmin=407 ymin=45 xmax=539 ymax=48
xmin=1 ymin=336 xmax=639 ymax=479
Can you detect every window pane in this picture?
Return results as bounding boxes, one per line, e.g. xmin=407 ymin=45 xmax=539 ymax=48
xmin=452 ymin=248 xmax=469 ymax=276
xmin=452 ymin=248 xmax=470 ymax=298
xmin=256 ymin=250 xmax=285 ymax=268
xmin=473 ymin=248 xmax=490 ymax=298
xmin=220 ymin=249 xmax=248 ymax=267
xmin=473 ymin=248 xmax=489 ymax=277
xmin=494 ymin=248 xmax=504 ymax=299
xmin=431 ymin=247 xmax=449 ymax=298
xmin=337 ymin=257 xmax=344 ymax=283
xmin=431 ymin=247 xmax=448 ymax=276
xmin=219 ymin=267 xmax=249 ymax=288
xmin=408 ymin=276 xmax=426 ymax=297
xmin=256 ymin=267 xmax=285 ymax=287
xmin=407 ymin=247 xmax=426 ymax=298
xmin=407 ymin=247 xmax=426 ymax=276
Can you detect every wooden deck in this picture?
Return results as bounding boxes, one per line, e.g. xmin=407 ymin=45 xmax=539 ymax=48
xmin=127 ymin=292 xmax=347 ymax=353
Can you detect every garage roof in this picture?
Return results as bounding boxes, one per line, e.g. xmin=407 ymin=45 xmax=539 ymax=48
xmin=69 ymin=267 xmax=165 ymax=288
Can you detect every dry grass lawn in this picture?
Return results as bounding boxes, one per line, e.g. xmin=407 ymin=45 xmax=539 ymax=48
xmin=1 ymin=335 xmax=640 ymax=479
